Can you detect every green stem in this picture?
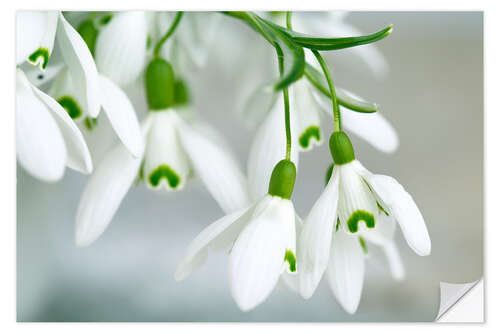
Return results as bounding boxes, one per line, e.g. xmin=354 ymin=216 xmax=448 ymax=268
xmin=286 ymin=11 xmax=292 ymax=30
xmin=311 ymin=50 xmax=341 ymax=132
xmin=154 ymin=12 xmax=184 ymax=58
xmin=277 ymin=46 xmax=291 ymax=161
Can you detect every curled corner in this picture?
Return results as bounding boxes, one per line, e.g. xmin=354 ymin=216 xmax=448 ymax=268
xmin=436 ymin=279 xmax=483 ymax=322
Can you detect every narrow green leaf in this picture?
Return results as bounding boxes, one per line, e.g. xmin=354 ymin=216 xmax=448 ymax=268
xmin=304 ymin=63 xmax=379 ymax=113
xmin=253 ymin=15 xmax=305 ymax=90
xmin=222 ymin=12 xmax=305 ymax=91
xmin=264 ymin=19 xmax=393 ymax=51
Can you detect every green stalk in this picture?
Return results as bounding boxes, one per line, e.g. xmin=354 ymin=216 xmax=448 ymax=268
xmin=311 ymin=50 xmax=341 ymax=132
xmin=286 ymin=11 xmax=292 ymax=30
xmin=153 ymin=12 xmax=184 ymax=58
xmin=277 ymin=46 xmax=291 ymax=161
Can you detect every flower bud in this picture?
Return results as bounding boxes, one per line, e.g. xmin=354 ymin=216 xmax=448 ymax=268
xmin=77 ymin=19 xmax=98 ymax=56
xmin=268 ymin=159 xmax=296 ymax=200
xmin=329 ymin=131 xmax=355 ymax=165
xmin=145 ymin=58 xmax=175 ymax=110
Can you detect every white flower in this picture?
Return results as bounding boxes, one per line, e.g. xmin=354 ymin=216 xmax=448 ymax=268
xmin=16 ymin=68 xmax=92 ymax=181
xmin=16 ymin=11 xmax=144 ymax=177
xmin=175 ymin=186 xmax=298 ymax=311
xmin=297 ymin=132 xmax=430 ymax=313
xmin=75 ymin=109 xmax=249 ymax=247
xmin=244 ymin=69 xmax=398 ymax=155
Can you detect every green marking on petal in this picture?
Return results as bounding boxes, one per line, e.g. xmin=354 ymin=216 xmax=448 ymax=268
xmin=28 ymin=47 xmax=49 ymax=70
xmin=335 ymin=218 xmax=340 ymax=232
xmin=347 ymin=210 xmax=375 ymax=233
xmin=57 ymin=96 xmax=82 ymax=119
xmin=84 ymin=117 xmax=98 ymax=130
xmin=148 ymin=164 xmax=180 ymax=188
xmin=146 ymin=34 xmax=152 ymax=49
xmin=284 ymin=249 xmax=296 ymax=272
xmin=359 ymin=237 xmax=368 ymax=254
xmin=377 ymin=202 xmax=390 ymax=216
xmin=299 ymin=126 xmax=320 ymax=149
xmin=100 ymin=14 xmax=113 ymax=25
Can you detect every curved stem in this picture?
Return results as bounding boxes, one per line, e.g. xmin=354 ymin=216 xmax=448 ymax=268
xmin=311 ymin=49 xmax=341 ymax=132
xmin=154 ymin=12 xmax=184 ymax=58
xmin=277 ymin=46 xmax=291 ymax=161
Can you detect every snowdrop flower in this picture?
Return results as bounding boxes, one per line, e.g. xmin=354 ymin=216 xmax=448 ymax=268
xmin=298 ymin=131 xmax=431 ymax=313
xmin=246 ymin=75 xmax=398 ymax=204
xmin=93 ymin=11 xmax=219 ymax=87
xmin=75 ymin=56 xmax=249 ymax=246
xmin=176 ymin=159 xmax=299 ymax=311
xmin=17 ymin=12 xmax=143 ymax=180
xmin=40 ymin=13 xmax=144 ymax=159
xmin=16 ymin=68 xmax=92 ymax=181
xmin=245 ymin=66 xmax=398 ymax=153
xmin=17 ymin=12 xmax=101 ymax=118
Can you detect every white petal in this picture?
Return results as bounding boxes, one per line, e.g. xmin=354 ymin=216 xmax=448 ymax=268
xmin=359 ymin=212 xmax=396 ymax=246
xmin=48 ymin=68 xmax=87 ymax=120
xmin=281 ymin=214 xmax=303 ymax=293
xmin=341 ymin=104 xmax=398 ymax=154
xmin=95 ymin=11 xmax=148 ymax=86
xmin=174 ymin=205 xmax=255 ymax=281
xmin=99 ymin=74 xmax=143 ymax=157
xmin=75 ymin=142 xmax=144 ymax=247
xmin=337 ymin=162 xmax=378 ymax=234
xmin=247 ymin=96 xmax=299 ymax=200
xmin=143 ymin=111 xmax=190 ymax=191
xmin=21 ymin=60 xmax=64 ymax=87
xmin=326 ymin=230 xmax=365 ymax=314
xmin=315 ymin=91 xmax=399 ymax=153
xmin=298 ymin=166 xmax=340 ymax=299
xmin=16 ymin=11 xmax=49 ymax=65
xmin=176 ymin=115 xmax=251 ymax=213
xmin=28 ymin=11 xmax=58 ymax=69
xmin=56 ymin=13 xmax=100 ymax=117
xmin=229 ymin=196 xmax=295 ymax=311
xmin=31 ymin=84 xmax=93 ymax=174
xmin=355 ymin=162 xmax=431 ymax=256
xmin=381 ymin=241 xmax=405 ymax=281
xmin=292 ymin=78 xmax=323 ymax=151
xmin=16 ymin=69 xmax=66 ymax=181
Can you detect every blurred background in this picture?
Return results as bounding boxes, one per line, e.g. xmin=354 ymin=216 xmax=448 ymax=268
xmin=17 ymin=11 xmax=483 ymax=322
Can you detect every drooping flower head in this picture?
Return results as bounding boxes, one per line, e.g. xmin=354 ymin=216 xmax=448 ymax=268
xmin=76 ymin=55 xmax=250 ymax=246
xmin=298 ymin=131 xmax=431 ymax=313
xmin=176 ymin=159 xmax=299 ymax=311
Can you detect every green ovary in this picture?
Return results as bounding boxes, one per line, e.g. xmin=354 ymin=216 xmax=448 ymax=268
xmin=284 ymin=249 xmax=296 ymax=272
xmin=347 ymin=210 xmax=375 ymax=233
xmin=57 ymin=96 xmax=82 ymax=119
xmin=148 ymin=165 xmax=181 ymax=188
xmin=28 ymin=48 xmax=49 ymax=70
xmin=299 ymin=126 xmax=320 ymax=149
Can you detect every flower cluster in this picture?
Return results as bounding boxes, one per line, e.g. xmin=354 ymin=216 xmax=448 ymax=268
xmin=16 ymin=11 xmax=431 ymax=314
